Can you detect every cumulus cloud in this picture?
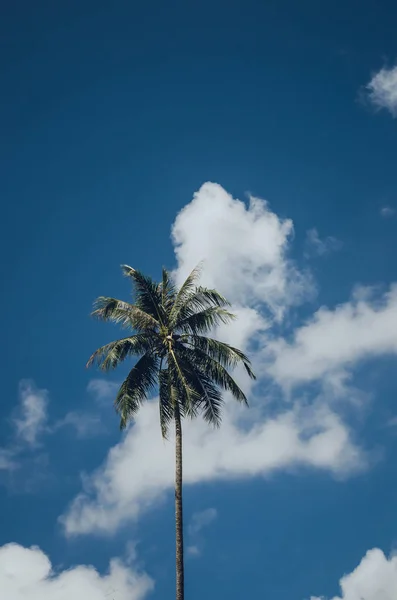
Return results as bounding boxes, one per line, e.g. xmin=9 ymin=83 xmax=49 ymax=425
xmin=0 ymin=542 xmax=153 ymax=600
xmin=61 ymin=182 xmax=395 ymax=537
xmin=366 ymin=64 xmax=397 ymax=117
xmin=310 ymin=548 xmax=397 ymax=600
xmin=304 ymin=228 xmax=342 ymax=257
xmin=14 ymin=380 xmax=48 ymax=446
xmin=171 ymin=182 xmax=314 ymax=319
xmin=61 ymin=390 xmax=363 ymax=536
xmin=267 ymin=285 xmax=397 ymax=388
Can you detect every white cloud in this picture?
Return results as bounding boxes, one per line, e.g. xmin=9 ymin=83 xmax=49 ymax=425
xmin=14 ymin=381 xmax=48 ymax=446
xmin=366 ymin=64 xmax=397 ymax=117
xmin=0 ymin=382 xmax=51 ymax=488
xmin=51 ymin=411 xmax=105 ymax=438
xmin=0 ymin=449 xmax=17 ymax=472
xmin=380 ymin=206 xmax=396 ymax=218
xmin=267 ymin=285 xmax=397 ymax=388
xmin=171 ymin=182 xmax=314 ymax=320
xmin=87 ymin=379 xmax=120 ymax=404
xmin=305 ymin=228 xmax=342 ymax=257
xmin=186 ymin=508 xmax=218 ymax=556
xmin=188 ymin=508 xmax=217 ymax=535
xmin=0 ymin=542 xmax=153 ymax=600
xmin=61 ymin=396 xmax=363 ymax=536
xmin=310 ymin=548 xmax=397 ymax=600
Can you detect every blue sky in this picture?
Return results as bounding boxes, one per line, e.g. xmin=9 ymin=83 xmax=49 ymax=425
xmin=1 ymin=1 xmax=397 ymax=598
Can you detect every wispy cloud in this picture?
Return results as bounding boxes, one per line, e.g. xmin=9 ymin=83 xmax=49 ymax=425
xmin=0 ymin=381 xmax=49 ymax=475
xmin=0 ymin=449 xmax=18 ymax=472
xmin=365 ymin=64 xmax=397 ymax=118
xmin=304 ymin=228 xmax=342 ymax=258
xmin=87 ymin=379 xmax=120 ymax=404
xmin=13 ymin=381 xmax=48 ymax=447
xmin=188 ymin=508 xmax=218 ymax=535
xmin=187 ymin=508 xmax=218 ymax=557
xmin=51 ymin=410 xmax=105 ymax=438
xmin=0 ymin=382 xmax=51 ymax=490
xmin=380 ymin=206 xmax=396 ymax=218
xmin=0 ymin=379 xmax=109 ymax=487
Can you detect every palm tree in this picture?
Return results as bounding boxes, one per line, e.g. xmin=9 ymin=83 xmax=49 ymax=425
xmin=87 ymin=264 xmax=255 ymax=600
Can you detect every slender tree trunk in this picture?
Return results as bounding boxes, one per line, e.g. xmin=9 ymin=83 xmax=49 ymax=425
xmin=175 ymin=406 xmax=184 ymax=600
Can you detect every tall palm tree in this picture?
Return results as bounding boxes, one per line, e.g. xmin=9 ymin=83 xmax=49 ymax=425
xmin=87 ymin=264 xmax=255 ymax=600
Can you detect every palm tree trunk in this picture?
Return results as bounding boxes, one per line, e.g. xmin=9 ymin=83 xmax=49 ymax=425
xmin=175 ymin=405 xmax=184 ymax=600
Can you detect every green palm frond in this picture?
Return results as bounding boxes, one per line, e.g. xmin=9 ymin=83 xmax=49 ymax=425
xmin=86 ymin=334 xmax=157 ymax=371
xmin=176 ymin=343 xmax=248 ymax=405
xmin=92 ymin=296 xmax=159 ymax=331
xmin=160 ymin=268 xmax=177 ymax=314
xmin=183 ymin=335 xmax=256 ymax=380
xmin=115 ymin=352 xmax=159 ymax=429
xmin=170 ymin=283 xmax=231 ymax=327
xmin=121 ymin=265 xmax=165 ymax=325
xmin=176 ymin=306 xmax=236 ymax=334
xmin=168 ymin=348 xmax=200 ymax=419
xmin=172 ymin=349 xmax=224 ymax=426
xmin=168 ymin=263 xmax=203 ymax=322
xmin=158 ymin=368 xmax=176 ymax=439
xmin=180 ymin=286 xmax=231 ymax=310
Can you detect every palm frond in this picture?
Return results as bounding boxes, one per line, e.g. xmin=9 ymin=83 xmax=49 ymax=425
xmin=158 ymin=368 xmax=176 ymax=438
xmin=115 ymin=353 xmax=159 ymax=429
xmin=160 ymin=268 xmax=177 ymax=315
xmin=176 ymin=306 xmax=236 ymax=335
xmin=182 ymin=335 xmax=256 ymax=380
xmin=176 ymin=343 xmax=248 ymax=405
xmin=182 ymin=286 xmax=231 ymax=310
xmin=170 ymin=283 xmax=231 ymax=327
xmin=168 ymin=263 xmax=203 ymax=322
xmin=173 ymin=349 xmax=224 ymax=426
xmin=86 ymin=334 xmax=157 ymax=371
xmin=168 ymin=348 xmax=200 ymax=419
xmin=92 ymin=296 xmax=159 ymax=331
xmin=121 ymin=265 xmax=165 ymax=325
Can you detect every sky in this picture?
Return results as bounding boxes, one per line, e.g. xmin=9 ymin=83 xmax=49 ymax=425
xmin=1 ymin=1 xmax=397 ymax=598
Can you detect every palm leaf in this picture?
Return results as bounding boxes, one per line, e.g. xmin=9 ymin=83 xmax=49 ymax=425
xmin=160 ymin=268 xmax=177 ymax=316
xmin=168 ymin=263 xmax=204 ymax=323
xmin=176 ymin=343 xmax=248 ymax=405
xmin=176 ymin=306 xmax=236 ymax=334
xmin=158 ymin=368 xmax=176 ymax=438
xmin=115 ymin=353 xmax=159 ymax=429
xmin=86 ymin=334 xmax=157 ymax=371
xmin=172 ymin=348 xmax=224 ymax=426
xmin=168 ymin=348 xmax=200 ymax=419
xmin=92 ymin=296 xmax=159 ymax=331
xmin=183 ymin=335 xmax=256 ymax=379
xmin=121 ymin=265 xmax=165 ymax=325
xmin=170 ymin=283 xmax=231 ymax=327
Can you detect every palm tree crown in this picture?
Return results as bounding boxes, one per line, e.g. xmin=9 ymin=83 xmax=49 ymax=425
xmin=87 ymin=264 xmax=256 ymax=435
